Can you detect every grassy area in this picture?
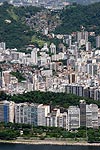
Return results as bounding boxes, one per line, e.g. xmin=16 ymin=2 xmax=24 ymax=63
xmin=31 ymin=36 xmax=46 ymax=48
xmin=7 ymin=8 xmax=19 ymax=21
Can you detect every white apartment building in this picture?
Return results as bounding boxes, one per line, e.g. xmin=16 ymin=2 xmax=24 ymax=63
xmin=9 ymin=101 xmax=15 ymax=123
xmin=50 ymin=108 xmax=60 ymax=127
xmin=50 ymin=43 xmax=56 ymax=54
xmin=15 ymin=103 xmax=38 ymax=125
xmin=31 ymin=48 xmax=38 ymax=65
xmin=46 ymin=109 xmax=68 ymax=129
xmin=86 ymin=63 xmax=98 ymax=76
xmin=86 ymin=42 xmax=92 ymax=51
xmin=98 ymin=108 xmax=100 ymax=127
xmin=68 ymin=106 xmax=80 ymax=130
xmin=96 ymin=35 xmax=100 ymax=48
xmin=77 ymin=31 xmax=88 ymax=46
xmin=11 ymin=51 xmax=25 ymax=61
xmin=57 ymin=112 xmax=68 ymax=129
xmin=86 ymin=104 xmax=98 ymax=128
xmin=37 ymin=104 xmax=50 ymax=126
xmin=0 ymin=42 xmax=6 ymax=50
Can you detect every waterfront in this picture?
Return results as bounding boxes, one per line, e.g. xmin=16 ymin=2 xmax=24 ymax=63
xmin=0 ymin=143 xmax=100 ymax=150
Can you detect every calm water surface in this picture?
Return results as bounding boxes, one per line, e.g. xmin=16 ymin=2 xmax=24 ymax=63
xmin=0 ymin=143 xmax=100 ymax=150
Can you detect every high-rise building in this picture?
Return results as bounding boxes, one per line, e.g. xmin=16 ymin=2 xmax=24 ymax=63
xmin=2 ymin=71 xmax=11 ymax=86
xmin=63 ymin=35 xmax=72 ymax=48
xmin=50 ymin=108 xmax=60 ymax=127
xmin=68 ymin=106 xmax=80 ymax=130
xmin=0 ymin=100 xmax=15 ymax=123
xmin=77 ymin=31 xmax=88 ymax=43
xmin=57 ymin=112 xmax=68 ymax=129
xmin=80 ymin=100 xmax=86 ymax=127
xmin=0 ymin=69 xmax=2 ymax=88
xmin=37 ymin=104 xmax=50 ymax=126
xmin=65 ymin=84 xmax=84 ymax=97
xmin=0 ymin=42 xmax=6 ymax=50
xmin=86 ymin=104 xmax=98 ymax=128
xmin=77 ymin=31 xmax=88 ymax=47
xmin=94 ymin=89 xmax=100 ymax=100
xmin=96 ymin=35 xmax=100 ymax=48
xmin=68 ymin=73 xmax=76 ymax=84
xmin=50 ymin=43 xmax=56 ymax=54
xmin=31 ymin=48 xmax=38 ymax=65
xmin=15 ymin=103 xmax=38 ymax=125
xmin=98 ymin=108 xmax=100 ymax=127
xmin=86 ymin=64 xmax=98 ymax=76
xmin=90 ymin=104 xmax=98 ymax=128
xmin=86 ymin=42 xmax=92 ymax=51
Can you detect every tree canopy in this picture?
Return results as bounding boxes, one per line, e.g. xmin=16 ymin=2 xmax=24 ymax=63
xmin=0 ymin=91 xmax=98 ymax=108
xmin=55 ymin=2 xmax=100 ymax=34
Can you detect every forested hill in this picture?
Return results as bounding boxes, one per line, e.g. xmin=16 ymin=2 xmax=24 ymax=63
xmin=1 ymin=91 xmax=100 ymax=108
xmin=55 ymin=2 xmax=100 ymax=34
xmin=0 ymin=2 xmax=41 ymax=48
xmin=2 ymin=2 xmax=100 ymax=48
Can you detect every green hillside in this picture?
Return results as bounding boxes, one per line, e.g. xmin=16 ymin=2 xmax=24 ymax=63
xmin=55 ymin=2 xmax=100 ymax=34
xmin=2 ymin=2 xmax=100 ymax=48
xmin=0 ymin=2 xmax=41 ymax=49
xmin=0 ymin=2 xmax=60 ymax=49
xmin=0 ymin=90 xmax=100 ymax=108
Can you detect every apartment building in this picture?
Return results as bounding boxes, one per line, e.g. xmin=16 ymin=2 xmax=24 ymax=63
xmin=15 ymin=103 xmax=39 ymax=125
xmin=0 ymin=100 xmax=15 ymax=123
xmin=68 ymin=106 xmax=80 ymax=130
xmin=37 ymin=104 xmax=50 ymax=126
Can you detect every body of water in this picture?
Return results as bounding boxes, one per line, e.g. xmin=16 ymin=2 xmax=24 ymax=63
xmin=0 ymin=143 xmax=100 ymax=150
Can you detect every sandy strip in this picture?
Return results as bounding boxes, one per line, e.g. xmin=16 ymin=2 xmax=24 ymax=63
xmin=0 ymin=139 xmax=100 ymax=146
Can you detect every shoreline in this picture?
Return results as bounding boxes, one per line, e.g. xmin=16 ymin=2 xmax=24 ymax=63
xmin=0 ymin=139 xmax=100 ymax=146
